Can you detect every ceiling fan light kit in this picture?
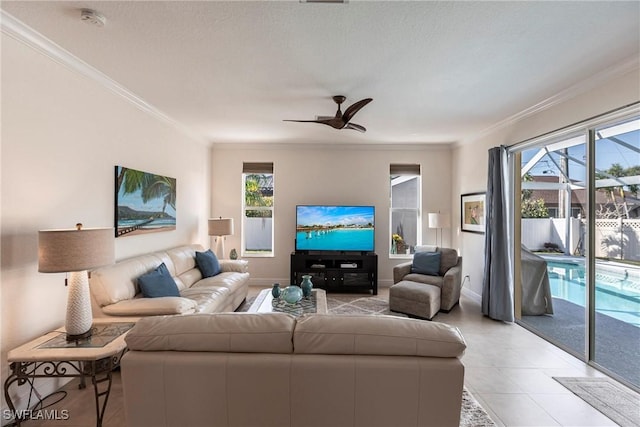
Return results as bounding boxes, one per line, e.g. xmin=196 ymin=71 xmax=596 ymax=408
xmin=284 ymin=95 xmax=372 ymax=133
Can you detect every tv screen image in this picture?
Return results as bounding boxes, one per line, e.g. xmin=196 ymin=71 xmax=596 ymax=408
xmin=296 ymin=205 xmax=375 ymax=252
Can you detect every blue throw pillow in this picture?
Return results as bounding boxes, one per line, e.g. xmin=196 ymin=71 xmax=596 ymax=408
xmin=196 ymin=249 xmax=221 ymax=278
xmin=138 ymin=263 xmax=180 ymax=298
xmin=411 ymin=251 xmax=441 ymax=276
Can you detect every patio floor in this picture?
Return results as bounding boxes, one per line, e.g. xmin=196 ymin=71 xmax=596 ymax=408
xmin=521 ymin=297 xmax=640 ymax=388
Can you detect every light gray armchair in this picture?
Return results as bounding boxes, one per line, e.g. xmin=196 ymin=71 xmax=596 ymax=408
xmin=393 ymin=248 xmax=463 ymax=311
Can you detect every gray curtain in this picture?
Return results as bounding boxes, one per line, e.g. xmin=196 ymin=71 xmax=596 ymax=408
xmin=482 ymin=146 xmax=515 ymax=322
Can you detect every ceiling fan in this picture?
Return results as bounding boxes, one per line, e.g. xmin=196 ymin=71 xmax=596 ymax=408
xmin=284 ymin=95 xmax=373 ymax=133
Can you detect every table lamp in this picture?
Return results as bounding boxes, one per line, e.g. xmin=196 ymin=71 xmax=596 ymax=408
xmin=428 ymin=213 xmax=450 ymax=247
xmin=38 ymin=224 xmax=114 ymax=341
xmin=208 ymin=217 xmax=234 ymax=259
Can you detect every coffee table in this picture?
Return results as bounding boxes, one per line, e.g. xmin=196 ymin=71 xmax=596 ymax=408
xmin=248 ymin=288 xmax=328 ymax=316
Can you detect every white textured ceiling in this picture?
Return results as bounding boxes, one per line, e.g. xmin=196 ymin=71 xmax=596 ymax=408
xmin=2 ymin=1 xmax=639 ymax=145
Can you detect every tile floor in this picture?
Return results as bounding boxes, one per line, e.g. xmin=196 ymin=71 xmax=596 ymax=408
xmin=428 ymin=288 xmax=637 ymax=427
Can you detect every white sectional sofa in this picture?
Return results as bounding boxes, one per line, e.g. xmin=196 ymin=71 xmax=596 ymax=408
xmin=89 ymin=244 xmax=249 ymax=318
xmin=122 ymin=312 xmax=467 ymax=427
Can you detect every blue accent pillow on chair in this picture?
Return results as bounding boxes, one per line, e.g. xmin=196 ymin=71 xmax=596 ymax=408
xmin=411 ymin=251 xmax=441 ymax=276
xmin=138 ymin=263 xmax=180 ymax=298
xmin=196 ymin=249 xmax=221 ymax=278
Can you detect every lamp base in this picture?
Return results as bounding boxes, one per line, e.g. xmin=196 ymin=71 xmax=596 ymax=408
xmin=212 ymin=236 xmax=226 ymax=260
xmin=65 ymin=270 xmax=94 ymax=341
xmin=66 ymin=328 xmax=93 ymax=342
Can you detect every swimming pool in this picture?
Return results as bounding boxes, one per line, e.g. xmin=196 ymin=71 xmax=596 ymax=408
xmin=544 ymin=258 xmax=640 ymax=327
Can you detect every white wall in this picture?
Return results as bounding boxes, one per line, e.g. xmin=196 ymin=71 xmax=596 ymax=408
xmin=1 ymin=36 xmax=210 ymax=411
xmin=452 ymin=64 xmax=640 ymax=298
xmin=211 ymin=144 xmax=453 ymax=287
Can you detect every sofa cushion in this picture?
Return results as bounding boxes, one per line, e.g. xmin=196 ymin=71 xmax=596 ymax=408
xmin=138 ymin=263 xmax=180 ymax=298
xmin=293 ymin=314 xmax=466 ymax=358
xmin=196 ymin=249 xmax=221 ymax=278
xmin=411 ymin=251 xmax=441 ymax=276
xmin=102 ymin=297 xmax=197 ymax=316
xmin=125 ymin=313 xmax=296 ymax=353
xmin=90 ymin=254 xmax=166 ymax=306
xmin=402 ymin=273 xmax=444 ymax=288
xmin=166 ymin=244 xmax=202 ymax=276
xmin=180 ymin=286 xmax=230 ymax=313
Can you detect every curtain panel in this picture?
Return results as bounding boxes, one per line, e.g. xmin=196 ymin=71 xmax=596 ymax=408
xmin=482 ymin=146 xmax=515 ymax=322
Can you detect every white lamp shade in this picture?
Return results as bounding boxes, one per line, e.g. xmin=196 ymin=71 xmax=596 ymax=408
xmin=38 ymin=227 xmax=114 ymax=273
xmin=208 ymin=218 xmax=234 ymax=236
xmin=428 ymin=213 xmax=451 ymax=229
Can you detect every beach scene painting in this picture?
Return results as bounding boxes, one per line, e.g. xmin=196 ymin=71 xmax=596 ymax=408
xmin=115 ymin=166 xmax=176 ymax=237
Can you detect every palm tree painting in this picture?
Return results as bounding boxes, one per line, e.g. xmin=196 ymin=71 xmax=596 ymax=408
xmin=115 ymin=166 xmax=177 ymax=237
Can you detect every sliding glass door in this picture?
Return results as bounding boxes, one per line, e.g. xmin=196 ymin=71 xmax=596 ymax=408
xmin=519 ymin=135 xmax=588 ymax=358
xmin=592 ymin=119 xmax=640 ymax=387
xmin=514 ymin=111 xmax=640 ymax=391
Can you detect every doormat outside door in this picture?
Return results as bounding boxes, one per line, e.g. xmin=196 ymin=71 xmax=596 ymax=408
xmin=553 ymin=377 xmax=640 ymax=427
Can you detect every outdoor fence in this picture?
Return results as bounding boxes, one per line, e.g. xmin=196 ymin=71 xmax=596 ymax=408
xmin=595 ymin=218 xmax=639 ymax=261
xmin=522 ymin=218 xmax=640 ymax=261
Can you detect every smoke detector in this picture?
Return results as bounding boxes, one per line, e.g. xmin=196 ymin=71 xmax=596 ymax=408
xmin=80 ymin=9 xmax=106 ymax=27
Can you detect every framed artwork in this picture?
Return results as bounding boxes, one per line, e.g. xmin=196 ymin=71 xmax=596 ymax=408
xmin=115 ymin=166 xmax=176 ymax=237
xmin=461 ymin=192 xmax=486 ymax=233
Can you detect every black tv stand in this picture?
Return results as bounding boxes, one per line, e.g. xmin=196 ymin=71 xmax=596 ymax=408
xmin=290 ymin=251 xmax=377 ymax=295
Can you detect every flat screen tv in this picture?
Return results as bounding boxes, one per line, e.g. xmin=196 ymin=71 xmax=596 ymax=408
xmin=296 ymin=205 xmax=375 ymax=252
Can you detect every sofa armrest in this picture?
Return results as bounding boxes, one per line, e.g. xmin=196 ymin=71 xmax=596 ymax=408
xmin=393 ymin=261 xmax=413 ymax=284
xmin=220 ymin=259 xmax=249 ymax=274
xmin=443 ymin=264 xmax=462 ymax=288
xmin=441 ymin=257 xmax=463 ymax=311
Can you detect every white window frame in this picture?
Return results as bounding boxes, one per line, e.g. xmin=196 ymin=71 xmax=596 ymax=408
xmin=389 ymin=164 xmax=422 ymax=259
xmin=242 ymin=163 xmax=274 ymax=258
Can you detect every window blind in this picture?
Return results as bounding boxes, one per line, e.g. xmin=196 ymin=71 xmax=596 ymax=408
xmin=390 ymin=164 xmax=420 ymax=175
xmin=243 ymin=162 xmax=273 ymax=174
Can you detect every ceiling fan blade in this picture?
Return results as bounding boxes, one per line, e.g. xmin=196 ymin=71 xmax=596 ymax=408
xmin=342 ymin=98 xmax=373 ymax=124
xmin=345 ymin=122 xmax=366 ymax=133
xmin=284 ymin=119 xmax=343 ymax=130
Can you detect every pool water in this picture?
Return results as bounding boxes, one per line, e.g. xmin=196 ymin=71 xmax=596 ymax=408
xmin=546 ymin=260 xmax=640 ymax=327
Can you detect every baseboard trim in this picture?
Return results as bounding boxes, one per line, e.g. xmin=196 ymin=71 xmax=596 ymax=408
xmin=462 ymin=286 xmax=482 ymax=304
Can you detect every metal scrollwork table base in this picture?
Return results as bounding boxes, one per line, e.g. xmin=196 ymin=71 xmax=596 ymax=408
xmin=3 ymin=321 xmax=134 ymax=427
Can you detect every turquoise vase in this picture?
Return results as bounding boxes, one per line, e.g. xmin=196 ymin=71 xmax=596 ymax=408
xmin=301 ymin=275 xmax=313 ymax=298
xmin=281 ymin=286 xmax=303 ymax=305
xmin=271 ymin=283 xmax=281 ymax=298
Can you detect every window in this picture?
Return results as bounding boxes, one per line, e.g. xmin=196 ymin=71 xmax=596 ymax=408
xmin=242 ymin=162 xmax=274 ymax=257
xmin=390 ymin=164 xmax=421 ymax=256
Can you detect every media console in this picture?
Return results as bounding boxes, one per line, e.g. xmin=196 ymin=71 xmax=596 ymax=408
xmin=290 ymin=252 xmax=378 ymax=295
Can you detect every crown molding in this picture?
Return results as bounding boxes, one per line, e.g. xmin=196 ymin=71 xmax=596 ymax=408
xmin=458 ymin=56 xmax=640 ymax=147
xmin=211 ymin=141 xmax=453 ymax=151
xmin=1 ymin=10 xmax=208 ymax=145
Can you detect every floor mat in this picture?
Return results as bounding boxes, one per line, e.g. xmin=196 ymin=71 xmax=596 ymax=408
xmin=553 ymin=377 xmax=640 ymax=427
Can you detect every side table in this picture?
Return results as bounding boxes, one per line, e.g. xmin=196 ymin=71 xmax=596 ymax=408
xmin=3 ymin=320 xmax=134 ymax=427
